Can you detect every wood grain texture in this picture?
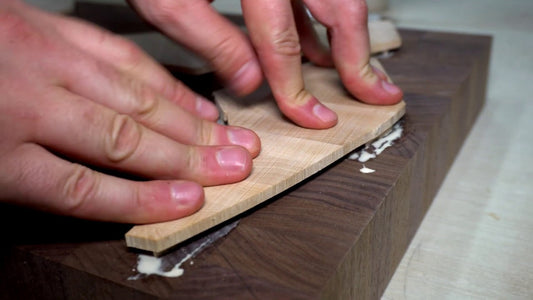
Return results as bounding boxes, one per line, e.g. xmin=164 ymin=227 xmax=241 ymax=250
xmin=126 ymin=59 xmax=405 ymax=253
xmin=0 ymin=29 xmax=491 ymax=299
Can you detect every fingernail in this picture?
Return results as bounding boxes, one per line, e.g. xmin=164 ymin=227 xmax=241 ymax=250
xmin=229 ymin=61 xmax=259 ymax=94
xmin=227 ymin=127 xmax=257 ymax=153
xmin=196 ymin=96 xmax=219 ymax=120
xmin=170 ymin=182 xmax=203 ymax=208
xmin=216 ymin=147 xmax=247 ymax=171
xmin=312 ymin=103 xmax=337 ymax=123
xmin=381 ymin=80 xmax=401 ymax=95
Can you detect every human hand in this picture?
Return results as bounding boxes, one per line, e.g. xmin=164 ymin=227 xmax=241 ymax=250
xmin=0 ymin=0 xmax=260 ymax=223
xmin=129 ymin=0 xmax=403 ymax=129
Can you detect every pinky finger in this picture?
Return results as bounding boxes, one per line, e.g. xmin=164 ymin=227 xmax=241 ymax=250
xmin=1 ymin=144 xmax=204 ymax=224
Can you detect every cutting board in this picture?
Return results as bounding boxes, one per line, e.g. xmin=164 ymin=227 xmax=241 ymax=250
xmin=126 ymin=60 xmax=405 ymax=254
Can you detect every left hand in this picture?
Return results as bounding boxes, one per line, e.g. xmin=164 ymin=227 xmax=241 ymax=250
xmin=0 ymin=0 xmax=260 ymax=223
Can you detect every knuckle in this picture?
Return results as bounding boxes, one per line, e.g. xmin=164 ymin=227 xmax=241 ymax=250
xmin=127 ymin=80 xmax=159 ymax=119
xmin=77 ymin=22 xmax=145 ymax=71
xmin=61 ymin=165 xmax=97 ymax=214
xmin=166 ymin=80 xmax=188 ymax=104
xmin=186 ymin=146 xmax=205 ymax=179
xmin=207 ymin=35 xmax=246 ymax=74
xmin=271 ymin=28 xmax=301 ymax=57
xmin=197 ymin=119 xmax=215 ymax=145
xmin=291 ymin=89 xmax=310 ymax=106
xmin=105 ymin=114 xmax=142 ymax=163
xmin=108 ymin=35 xmax=145 ymax=70
xmin=343 ymin=62 xmax=376 ymax=88
xmin=357 ymin=63 xmax=375 ymax=82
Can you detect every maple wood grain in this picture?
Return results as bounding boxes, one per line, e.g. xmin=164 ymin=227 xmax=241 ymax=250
xmin=0 ymin=29 xmax=491 ymax=299
xmin=126 ymin=59 xmax=405 ymax=254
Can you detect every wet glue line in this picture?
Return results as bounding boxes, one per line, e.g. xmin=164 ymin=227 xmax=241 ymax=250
xmin=349 ymin=122 xmax=403 ymax=173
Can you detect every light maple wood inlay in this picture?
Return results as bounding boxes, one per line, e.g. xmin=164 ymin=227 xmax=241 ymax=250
xmin=125 ymin=60 xmax=405 ymax=253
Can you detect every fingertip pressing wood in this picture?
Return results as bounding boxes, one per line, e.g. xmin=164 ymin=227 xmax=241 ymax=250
xmin=125 ymin=59 xmax=405 ymax=253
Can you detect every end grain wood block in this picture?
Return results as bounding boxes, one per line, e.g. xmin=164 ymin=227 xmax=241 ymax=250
xmin=0 ymin=29 xmax=491 ymax=299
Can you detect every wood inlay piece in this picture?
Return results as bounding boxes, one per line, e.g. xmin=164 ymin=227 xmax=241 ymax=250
xmin=126 ymin=59 xmax=405 ymax=253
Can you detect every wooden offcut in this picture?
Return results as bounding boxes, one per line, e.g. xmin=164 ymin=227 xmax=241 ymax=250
xmin=126 ymin=59 xmax=405 ymax=253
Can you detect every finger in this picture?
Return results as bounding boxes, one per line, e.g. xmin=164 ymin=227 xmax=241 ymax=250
xmin=40 ymin=10 xmax=219 ymax=121
xmin=292 ymin=1 xmax=333 ymax=67
xmin=242 ymin=0 xmax=337 ymax=129
xmin=0 ymin=143 xmax=203 ymax=223
xmin=50 ymin=45 xmax=260 ymax=156
xmin=129 ymin=0 xmax=262 ymax=95
xmin=32 ymin=88 xmax=253 ymax=186
xmin=304 ymin=0 xmax=403 ymax=105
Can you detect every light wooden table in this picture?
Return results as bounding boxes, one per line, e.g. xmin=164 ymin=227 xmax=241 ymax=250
xmin=382 ymin=0 xmax=533 ymax=298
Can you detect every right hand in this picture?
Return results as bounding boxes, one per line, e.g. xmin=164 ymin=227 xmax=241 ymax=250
xmin=0 ymin=0 xmax=260 ymax=223
xmin=129 ymin=0 xmax=403 ymax=129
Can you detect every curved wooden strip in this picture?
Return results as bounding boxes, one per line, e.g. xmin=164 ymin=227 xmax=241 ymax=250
xmin=126 ymin=59 xmax=405 ymax=254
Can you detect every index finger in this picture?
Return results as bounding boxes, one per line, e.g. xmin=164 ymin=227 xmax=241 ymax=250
xmin=304 ymin=0 xmax=403 ymax=104
xmin=129 ymin=0 xmax=262 ymax=96
xmin=241 ymin=0 xmax=338 ymax=129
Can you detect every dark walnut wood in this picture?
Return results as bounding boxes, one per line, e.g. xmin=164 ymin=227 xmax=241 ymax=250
xmin=0 ymin=29 xmax=491 ymax=299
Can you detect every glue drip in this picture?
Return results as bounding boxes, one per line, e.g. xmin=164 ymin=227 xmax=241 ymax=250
xmin=128 ymin=239 xmax=211 ymax=279
xmin=359 ymin=165 xmax=376 ymax=174
xmin=349 ymin=122 xmax=403 ymax=163
xmin=349 ymin=121 xmax=403 ymax=174
xmin=128 ymin=220 xmax=239 ymax=280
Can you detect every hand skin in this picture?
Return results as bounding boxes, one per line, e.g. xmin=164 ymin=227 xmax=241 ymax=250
xmin=1 ymin=0 xmax=402 ymax=224
xmin=129 ymin=0 xmax=403 ymax=129
xmin=0 ymin=0 xmax=260 ymax=223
